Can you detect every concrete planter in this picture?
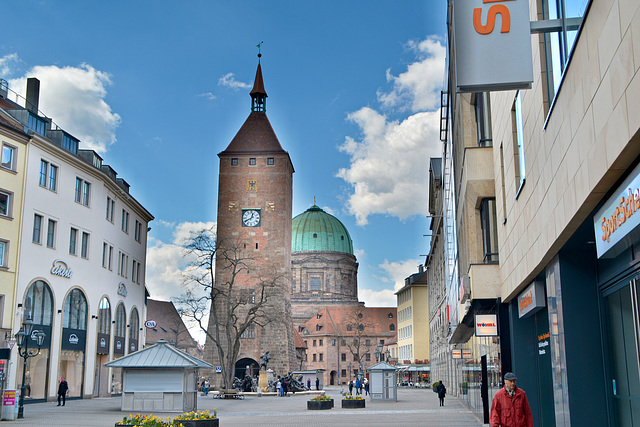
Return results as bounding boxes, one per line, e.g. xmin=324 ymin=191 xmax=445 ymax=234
xmin=172 ymin=419 xmax=219 ymax=427
xmin=342 ymin=399 xmax=366 ymax=409
xmin=307 ymin=400 xmax=332 ymax=410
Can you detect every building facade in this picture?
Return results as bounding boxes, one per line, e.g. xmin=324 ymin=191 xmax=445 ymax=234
xmin=0 ymin=78 xmax=152 ymax=401
xmin=395 ymin=266 xmax=430 ymax=385
xmin=300 ymin=306 xmax=397 ymax=386
xmin=440 ymin=0 xmax=640 ymax=425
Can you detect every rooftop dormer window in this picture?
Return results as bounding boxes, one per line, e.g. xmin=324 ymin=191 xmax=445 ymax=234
xmin=28 ymin=113 xmax=46 ymax=136
xmin=62 ymin=133 xmax=79 ymax=155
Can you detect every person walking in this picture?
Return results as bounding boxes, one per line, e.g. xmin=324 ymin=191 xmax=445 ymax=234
xmin=355 ymin=378 xmax=361 ymax=395
xmin=490 ymin=372 xmax=533 ymax=427
xmin=436 ymin=380 xmax=446 ymax=406
xmin=364 ymin=379 xmax=370 ymax=396
xmin=276 ymin=379 xmax=282 ymax=397
xmin=348 ymin=380 xmax=353 ymax=395
xmin=57 ymin=377 xmax=69 ymax=406
xmin=282 ymin=378 xmax=288 ymax=397
xmin=307 ymin=378 xmax=311 ymax=390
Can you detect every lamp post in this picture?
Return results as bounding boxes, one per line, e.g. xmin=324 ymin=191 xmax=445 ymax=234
xmin=15 ymin=320 xmax=45 ymax=419
xmin=384 ymin=349 xmax=391 ymax=363
xmin=348 ymin=362 xmax=352 ymax=381
xmin=375 ymin=343 xmax=383 ymax=362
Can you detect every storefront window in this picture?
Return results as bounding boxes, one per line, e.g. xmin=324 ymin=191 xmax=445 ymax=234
xmin=129 ymin=307 xmax=139 ymax=353
xmin=20 ymin=280 xmax=53 ymax=401
xmin=59 ymin=288 xmax=87 ymax=398
xmin=111 ymin=303 xmax=126 ymax=394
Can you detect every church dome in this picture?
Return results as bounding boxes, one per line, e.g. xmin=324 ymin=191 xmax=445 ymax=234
xmin=292 ymin=205 xmax=354 ymax=254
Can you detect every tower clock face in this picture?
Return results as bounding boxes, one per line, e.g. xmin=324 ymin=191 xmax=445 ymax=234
xmin=242 ymin=209 xmax=261 ymax=227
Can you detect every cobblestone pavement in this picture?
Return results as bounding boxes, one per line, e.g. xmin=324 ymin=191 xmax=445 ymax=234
xmin=12 ymin=387 xmax=485 ymax=426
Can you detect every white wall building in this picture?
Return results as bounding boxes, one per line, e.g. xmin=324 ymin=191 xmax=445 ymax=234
xmin=2 ymin=78 xmax=153 ymax=401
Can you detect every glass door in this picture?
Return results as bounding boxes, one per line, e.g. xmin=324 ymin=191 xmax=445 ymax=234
xmin=604 ymin=277 xmax=640 ymax=426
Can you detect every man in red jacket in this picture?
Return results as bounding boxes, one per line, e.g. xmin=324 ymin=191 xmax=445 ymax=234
xmin=490 ymin=372 xmax=533 ymax=427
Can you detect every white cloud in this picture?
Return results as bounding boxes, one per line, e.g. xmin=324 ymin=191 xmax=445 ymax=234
xmin=359 ymin=287 xmax=396 ymax=307
xmin=218 ymin=73 xmax=250 ymax=90
xmin=337 ymin=107 xmax=440 ymax=225
xmin=145 ymin=221 xmax=215 ymax=301
xmin=377 ymin=37 xmax=446 ymax=112
xmin=379 ymin=258 xmax=423 ymax=292
xmin=0 ymin=53 xmax=20 ymax=76
xmin=199 ymin=92 xmax=216 ymax=101
xmin=337 ymin=36 xmax=445 ymax=226
xmin=8 ymin=63 xmax=121 ymax=153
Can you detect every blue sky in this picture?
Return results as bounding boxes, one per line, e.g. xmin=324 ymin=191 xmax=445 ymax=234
xmin=2 ymin=1 xmax=447 ymax=331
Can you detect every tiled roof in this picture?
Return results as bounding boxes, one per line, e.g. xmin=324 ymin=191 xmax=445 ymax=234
xmin=301 ymin=306 xmax=398 ymax=338
xmin=105 ymin=340 xmax=211 ymax=369
xmin=250 ymin=63 xmax=267 ymax=97
xmin=294 ymin=328 xmax=307 ymax=349
xmin=146 ymin=299 xmax=198 ymax=349
xmin=219 ymin=112 xmax=287 ymax=155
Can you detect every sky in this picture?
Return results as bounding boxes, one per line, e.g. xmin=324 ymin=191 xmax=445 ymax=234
xmin=2 ymin=1 xmax=447 ymax=341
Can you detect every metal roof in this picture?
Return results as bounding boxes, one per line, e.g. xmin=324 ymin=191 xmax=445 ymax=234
xmin=104 ymin=340 xmax=212 ymax=369
xmin=292 ymin=205 xmax=354 ymax=254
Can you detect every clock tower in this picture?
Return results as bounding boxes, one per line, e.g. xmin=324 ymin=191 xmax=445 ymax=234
xmin=205 ymin=59 xmax=296 ymax=378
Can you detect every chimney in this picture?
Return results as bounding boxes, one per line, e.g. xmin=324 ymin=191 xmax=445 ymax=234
xmin=418 ymin=264 xmax=424 ymax=274
xmin=0 ymin=79 xmax=7 ymax=99
xmin=26 ymin=78 xmax=40 ymax=114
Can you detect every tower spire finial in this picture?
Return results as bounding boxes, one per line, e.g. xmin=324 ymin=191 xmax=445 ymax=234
xmin=256 ymin=41 xmax=263 ymax=62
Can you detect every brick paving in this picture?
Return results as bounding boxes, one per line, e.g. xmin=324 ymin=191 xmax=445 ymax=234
xmin=12 ymin=387 xmax=485 ymax=426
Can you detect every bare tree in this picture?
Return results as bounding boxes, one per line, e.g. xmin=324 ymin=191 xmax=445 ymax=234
xmin=341 ymin=306 xmax=376 ymax=379
xmin=176 ymin=228 xmax=284 ymax=390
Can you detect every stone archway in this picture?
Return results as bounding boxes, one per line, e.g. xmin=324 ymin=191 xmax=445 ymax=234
xmin=330 ymin=370 xmax=337 ymax=385
xmin=235 ymin=358 xmax=259 ymax=380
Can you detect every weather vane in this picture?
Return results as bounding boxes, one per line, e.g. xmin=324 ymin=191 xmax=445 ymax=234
xmin=257 ymin=41 xmax=263 ymax=60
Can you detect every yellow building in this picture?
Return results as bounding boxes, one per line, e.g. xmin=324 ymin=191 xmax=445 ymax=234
xmin=395 ymin=266 xmax=430 ymax=384
xmin=0 ymin=105 xmax=30 ymax=344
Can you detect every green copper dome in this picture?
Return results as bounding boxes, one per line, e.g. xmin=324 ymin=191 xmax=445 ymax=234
xmin=292 ymin=205 xmax=354 ymax=254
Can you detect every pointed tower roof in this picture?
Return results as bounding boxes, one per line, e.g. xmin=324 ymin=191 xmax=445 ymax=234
xmin=219 ymin=61 xmax=294 ymax=170
xmin=250 ymin=63 xmax=267 ymax=97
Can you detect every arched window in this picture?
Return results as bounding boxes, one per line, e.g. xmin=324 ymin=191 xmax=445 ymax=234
xmin=390 ymin=324 xmax=395 ymax=332
xmin=114 ymin=303 xmax=126 ymax=338
xmin=24 ymin=280 xmax=53 ymax=325
xmin=63 ymin=288 xmax=87 ymax=330
xmin=129 ymin=307 xmax=139 ymax=342
xmin=98 ymin=297 xmax=111 ymax=335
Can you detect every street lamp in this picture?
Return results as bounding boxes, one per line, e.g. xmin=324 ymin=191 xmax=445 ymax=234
xmin=384 ymin=349 xmax=391 ymax=363
xmin=15 ymin=320 xmax=45 ymax=419
xmin=348 ymin=362 xmax=352 ymax=381
xmin=375 ymin=343 xmax=383 ymax=362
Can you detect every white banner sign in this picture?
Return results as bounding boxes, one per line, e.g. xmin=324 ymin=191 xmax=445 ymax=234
xmin=475 ymin=314 xmax=498 ymax=336
xmin=453 ymin=0 xmax=533 ymax=92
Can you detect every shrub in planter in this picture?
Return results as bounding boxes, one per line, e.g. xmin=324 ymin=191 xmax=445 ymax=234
xmin=308 ymin=394 xmax=332 ymax=410
xmin=342 ymin=394 xmax=365 ymax=409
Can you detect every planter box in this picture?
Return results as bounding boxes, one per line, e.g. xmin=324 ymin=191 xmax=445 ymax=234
xmin=172 ymin=419 xmax=219 ymax=427
xmin=307 ymin=400 xmax=332 ymax=410
xmin=342 ymin=399 xmax=366 ymax=409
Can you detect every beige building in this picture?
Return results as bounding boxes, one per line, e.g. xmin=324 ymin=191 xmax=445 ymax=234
xmin=0 ymin=102 xmax=30 ymax=346
xmin=395 ymin=266 xmax=430 ymax=384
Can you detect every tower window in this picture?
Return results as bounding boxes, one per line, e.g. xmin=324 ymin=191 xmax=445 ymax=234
xmin=313 ymin=233 xmax=318 ymax=238
xmin=231 ymin=158 xmax=238 ymax=166
xmin=255 ymin=242 xmax=259 ymax=250
xmin=267 ymin=158 xmax=274 ymax=165
xmin=249 ymin=158 xmax=256 ymax=165
xmin=341 ymin=236 xmax=344 ymax=240
xmin=309 ymin=276 xmax=321 ymax=291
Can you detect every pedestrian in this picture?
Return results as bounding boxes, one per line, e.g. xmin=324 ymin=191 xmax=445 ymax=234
xmin=307 ymin=378 xmax=311 ymax=390
xmin=490 ymin=372 xmax=533 ymax=427
xmin=436 ymin=380 xmax=446 ymax=406
xmin=316 ymin=377 xmax=320 ymax=390
xmin=355 ymin=378 xmax=361 ymax=395
xmin=57 ymin=377 xmax=69 ymax=406
xmin=348 ymin=380 xmax=353 ymax=395
xmin=276 ymin=379 xmax=282 ymax=397
xmin=282 ymin=378 xmax=288 ymax=397
xmin=203 ymin=379 xmax=210 ymax=396
xmin=364 ymin=379 xmax=369 ymax=396
xmin=359 ymin=379 xmax=364 ymax=395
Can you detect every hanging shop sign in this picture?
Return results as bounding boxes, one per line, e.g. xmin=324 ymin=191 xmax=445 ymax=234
xmin=475 ymin=314 xmax=498 ymax=336
xmin=452 ymin=349 xmax=462 ymax=359
xmin=518 ymin=280 xmax=546 ymax=318
xmin=594 ymin=162 xmax=640 ymax=258
xmin=61 ymin=328 xmax=86 ymax=351
xmin=145 ymin=320 xmax=157 ymax=329
xmin=462 ymin=349 xmax=472 ymax=359
xmin=97 ymin=333 xmax=110 ymax=355
xmin=50 ymin=259 xmax=73 ymax=278
xmin=114 ymin=336 xmax=125 ymax=356
xmin=453 ymin=0 xmax=533 ymax=92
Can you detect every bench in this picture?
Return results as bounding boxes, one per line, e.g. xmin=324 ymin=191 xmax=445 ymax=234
xmin=214 ymin=389 xmax=244 ymax=399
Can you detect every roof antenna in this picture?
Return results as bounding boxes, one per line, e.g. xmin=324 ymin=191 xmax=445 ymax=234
xmin=256 ymin=41 xmax=263 ymax=62
xmin=314 ymin=196 xmax=316 ymax=206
